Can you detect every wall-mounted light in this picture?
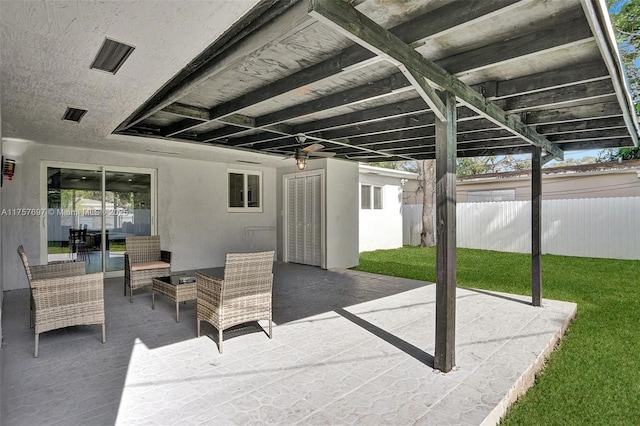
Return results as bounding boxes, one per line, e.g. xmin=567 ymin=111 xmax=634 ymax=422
xmin=400 ymin=178 xmax=408 ymax=186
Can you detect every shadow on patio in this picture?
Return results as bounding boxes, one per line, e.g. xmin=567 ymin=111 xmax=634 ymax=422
xmin=1 ymin=262 xmax=575 ymax=425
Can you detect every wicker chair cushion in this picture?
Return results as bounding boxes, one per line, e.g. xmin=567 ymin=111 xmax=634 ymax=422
xmin=130 ymin=261 xmax=171 ymax=272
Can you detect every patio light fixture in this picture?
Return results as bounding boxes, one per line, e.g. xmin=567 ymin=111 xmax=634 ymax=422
xmin=295 ymin=134 xmax=308 ymax=171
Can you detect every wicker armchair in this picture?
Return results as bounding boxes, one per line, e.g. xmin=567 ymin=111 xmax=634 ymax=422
xmin=196 ymin=251 xmax=275 ymax=353
xmin=17 ymin=245 xmax=105 ymax=357
xmin=124 ymin=235 xmax=171 ymax=302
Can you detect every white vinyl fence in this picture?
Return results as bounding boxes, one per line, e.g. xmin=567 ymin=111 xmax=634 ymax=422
xmin=403 ymin=197 xmax=640 ymax=260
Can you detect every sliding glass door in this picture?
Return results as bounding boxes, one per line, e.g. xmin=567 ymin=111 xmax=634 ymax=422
xmin=43 ymin=164 xmax=156 ymax=276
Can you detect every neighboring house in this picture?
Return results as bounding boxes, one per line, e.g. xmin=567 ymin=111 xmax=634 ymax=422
xmin=456 ymin=160 xmax=640 ymax=201
xmin=403 ymin=159 xmax=640 ymax=203
xmin=358 ymin=165 xmax=417 ymax=252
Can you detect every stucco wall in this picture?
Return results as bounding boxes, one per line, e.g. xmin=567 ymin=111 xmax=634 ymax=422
xmin=325 ymin=159 xmax=359 ymax=268
xmin=1 ymin=141 xmax=277 ymax=291
xmin=359 ymin=173 xmax=403 ymax=252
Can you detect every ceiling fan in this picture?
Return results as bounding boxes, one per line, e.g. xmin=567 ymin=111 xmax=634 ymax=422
xmin=291 ymin=134 xmax=336 ymax=170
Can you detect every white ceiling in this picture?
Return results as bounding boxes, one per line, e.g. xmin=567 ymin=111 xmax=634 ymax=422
xmin=0 ymin=0 xmax=287 ymax=166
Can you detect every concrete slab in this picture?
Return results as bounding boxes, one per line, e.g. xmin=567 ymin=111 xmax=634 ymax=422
xmin=1 ymin=263 xmax=576 ymax=425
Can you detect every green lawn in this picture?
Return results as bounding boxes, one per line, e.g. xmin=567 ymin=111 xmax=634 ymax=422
xmin=353 ymin=246 xmax=640 ymax=425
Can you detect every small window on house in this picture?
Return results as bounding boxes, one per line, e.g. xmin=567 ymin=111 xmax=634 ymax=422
xmin=228 ymin=169 xmax=262 ymax=212
xmin=467 ymin=189 xmax=515 ymax=202
xmin=373 ymin=186 xmax=383 ymax=209
xmin=361 ymin=184 xmax=383 ymax=209
xmin=361 ymin=185 xmax=371 ymax=209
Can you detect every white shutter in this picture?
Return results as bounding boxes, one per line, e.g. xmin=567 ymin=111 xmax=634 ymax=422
xmin=285 ymin=173 xmax=323 ymax=267
xmin=303 ymin=175 xmax=322 ymax=266
xmin=286 ymin=178 xmax=298 ymax=263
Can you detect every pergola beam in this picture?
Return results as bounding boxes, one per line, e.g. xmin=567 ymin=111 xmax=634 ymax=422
xmin=155 ymin=0 xmax=523 ymax=136
xmin=532 ymin=146 xmax=543 ymax=307
xmin=308 ymin=0 xmax=564 ymax=160
xmin=158 ymin=64 xmax=614 ymax=148
xmin=434 ymin=91 xmax=458 ymax=373
xmin=437 ymin=16 xmax=593 ymax=75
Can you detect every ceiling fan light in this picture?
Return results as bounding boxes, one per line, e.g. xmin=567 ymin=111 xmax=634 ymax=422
xmin=296 ymin=157 xmax=307 ymax=171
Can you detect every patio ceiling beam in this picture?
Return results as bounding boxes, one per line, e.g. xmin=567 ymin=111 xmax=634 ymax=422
xmin=255 ymin=73 xmax=413 ymax=127
xmin=308 ymin=0 xmax=564 ymax=160
xmin=390 ymin=136 xmax=634 ymax=160
xmin=115 ymin=0 xmax=312 ymax=132
xmin=161 ymin=2 xmax=583 ymax=142
xmin=167 ymin=73 xmax=615 ymax=145
xmin=155 ymin=0 xmax=523 ymax=138
xmin=536 ymin=116 xmax=626 ymax=134
xmin=193 ymin=125 xmax=249 ymax=142
xmin=327 ymin=81 xmax=616 ymax=145
xmin=301 ymin=61 xmax=608 ymax=134
xmin=320 ymin=112 xmax=624 ymax=148
xmin=158 ymin=102 xmax=406 ymax=159
xmin=335 ymin=136 xmax=526 ymax=156
xmin=333 ymin=120 xmax=505 ymax=145
xmin=525 ymin=101 xmax=623 ymax=124
xmin=495 ymin=80 xmax=615 ymax=113
xmin=436 ymin=16 xmax=593 ymax=75
xmin=215 ymin=7 xmax=592 ymax=133
xmin=337 ymin=127 xmax=512 ymax=149
xmin=289 ymin=64 xmax=610 ymax=142
xmin=487 ymin=61 xmax=609 ymax=99
xmin=347 ymin=131 xmax=632 ymax=158
xmin=547 ymin=128 xmax=631 ymax=143
xmin=227 ymin=105 xmax=482 ymax=149
xmin=212 ymin=15 xmax=595 ymax=144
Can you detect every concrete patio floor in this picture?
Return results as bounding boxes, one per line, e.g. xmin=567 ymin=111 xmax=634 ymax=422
xmin=1 ymin=262 xmax=576 ymax=425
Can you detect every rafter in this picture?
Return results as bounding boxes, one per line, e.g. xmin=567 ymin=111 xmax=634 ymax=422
xmin=308 ymin=0 xmax=564 ymax=160
xmin=155 ymin=0 xmax=534 ymax=138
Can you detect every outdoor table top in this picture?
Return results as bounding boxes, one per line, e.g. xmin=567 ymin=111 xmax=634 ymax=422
xmin=160 ymin=268 xmax=224 ymax=285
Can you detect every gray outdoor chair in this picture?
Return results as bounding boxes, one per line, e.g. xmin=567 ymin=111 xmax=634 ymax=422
xmin=196 ymin=250 xmax=275 ymax=353
xmin=124 ymin=235 xmax=171 ymax=302
xmin=17 ymin=245 xmax=105 ymax=357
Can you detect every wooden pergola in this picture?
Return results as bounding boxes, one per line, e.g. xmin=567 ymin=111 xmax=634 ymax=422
xmin=116 ymin=0 xmax=639 ymax=372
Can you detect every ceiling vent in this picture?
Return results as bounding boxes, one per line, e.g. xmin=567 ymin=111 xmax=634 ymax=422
xmin=62 ymin=107 xmax=87 ymax=123
xmin=90 ymin=38 xmax=135 ymax=74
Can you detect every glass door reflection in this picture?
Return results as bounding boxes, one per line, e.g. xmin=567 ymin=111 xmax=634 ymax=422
xmin=47 ymin=167 xmax=103 ymax=273
xmin=104 ymin=171 xmax=151 ymax=272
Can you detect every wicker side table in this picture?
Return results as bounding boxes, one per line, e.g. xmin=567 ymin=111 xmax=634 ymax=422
xmin=151 ymin=275 xmax=197 ymax=322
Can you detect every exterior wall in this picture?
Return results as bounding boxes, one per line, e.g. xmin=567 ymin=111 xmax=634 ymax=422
xmin=457 ymin=171 xmax=640 ymax=201
xmin=326 ymin=159 xmax=359 ymax=268
xmin=276 ymin=158 xmax=359 ymax=269
xmin=403 ymin=170 xmax=640 ymax=203
xmin=359 ymin=173 xmax=404 ymax=252
xmin=2 ymin=141 xmax=278 ymax=291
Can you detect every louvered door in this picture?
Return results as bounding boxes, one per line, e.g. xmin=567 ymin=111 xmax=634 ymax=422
xmin=285 ymin=172 xmax=322 ymax=266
